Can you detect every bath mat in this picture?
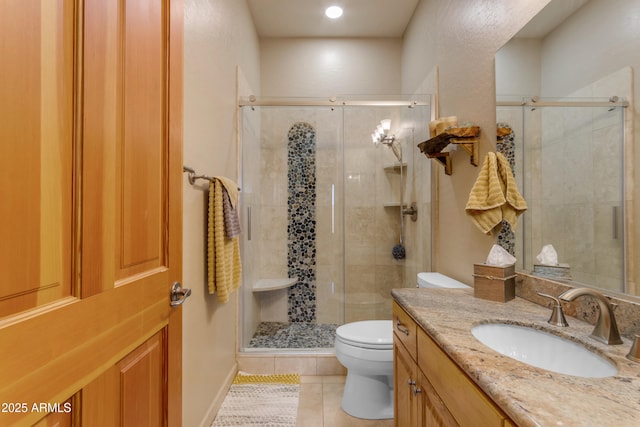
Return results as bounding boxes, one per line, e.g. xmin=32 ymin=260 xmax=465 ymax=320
xmin=211 ymin=372 xmax=300 ymax=426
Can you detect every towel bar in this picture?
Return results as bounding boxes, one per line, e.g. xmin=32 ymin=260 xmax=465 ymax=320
xmin=183 ymin=165 xmax=214 ymax=185
xmin=183 ymin=165 xmax=240 ymax=190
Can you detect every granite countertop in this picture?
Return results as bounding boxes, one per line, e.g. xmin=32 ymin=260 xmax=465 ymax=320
xmin=391 ymin=288 xmax=640 ymax=427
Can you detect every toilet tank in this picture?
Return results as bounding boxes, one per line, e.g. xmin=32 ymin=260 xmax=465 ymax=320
xmin=417 ymin=272 xmax=470 ymax=289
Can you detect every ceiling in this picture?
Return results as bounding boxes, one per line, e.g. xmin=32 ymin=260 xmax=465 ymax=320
xmin=247 ymin=0 xmax=590 ymax=40
xmin=247 ymin=0 xmax=421 ymax=38
xmin=514 ymin=0 xmax=589 ymax=38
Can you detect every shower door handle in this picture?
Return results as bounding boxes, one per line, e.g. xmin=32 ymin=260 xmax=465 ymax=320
xmin=613 ymin=206 xmax=619 ymax=240
xmin=247 ymin=206 xmax=252 ymax=241
xmin=331 ymin=184 xmax=335 ymax=234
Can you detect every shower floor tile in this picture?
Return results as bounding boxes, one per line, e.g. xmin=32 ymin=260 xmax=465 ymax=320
xmin=248 ymin=322 xmax=339 ymax=349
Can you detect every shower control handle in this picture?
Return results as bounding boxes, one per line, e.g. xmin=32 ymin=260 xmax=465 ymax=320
xmin=396 ymin=320 xmax=410 ymax=336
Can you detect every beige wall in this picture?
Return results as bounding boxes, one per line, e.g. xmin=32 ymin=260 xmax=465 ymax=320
xmin=401 ymin=0 xmax=551 ymax=284
xmin=182 ymin=0 xmax=260 ymax=426
xmin=495 ymin=38 xmax=542 ymax=98
xmin=260 ymin=38 xmax=402 ymax=97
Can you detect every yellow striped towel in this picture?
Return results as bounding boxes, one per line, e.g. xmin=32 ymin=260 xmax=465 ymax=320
xmin=465 ymin=152 xmax=527 ymax=234
xmin=208 ymin=178 xmax=242 ymax=303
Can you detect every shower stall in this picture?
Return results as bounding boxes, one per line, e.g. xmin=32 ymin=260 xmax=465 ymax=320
xmin=238 ymin=96 xmax=432 ymax=352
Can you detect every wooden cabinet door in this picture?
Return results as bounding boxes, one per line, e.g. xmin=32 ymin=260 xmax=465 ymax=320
xmin=417 ymin=371 xmax=459 ymax=427
xmin=394 ymin=339 xmax=418 ymax=427
xmin=418 ymin=329 xmax=506 ymax=427
xmin=0 ymin=0 xmax=184 ymax=426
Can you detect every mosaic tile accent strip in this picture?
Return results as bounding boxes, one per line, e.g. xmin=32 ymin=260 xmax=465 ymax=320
xmin=287 ymin=122 xmax=317 ymax=322
xmin=248 ymin=322 xmax=338 ymax=349
xmin=497 ymin=123 xmax=516 ymax=256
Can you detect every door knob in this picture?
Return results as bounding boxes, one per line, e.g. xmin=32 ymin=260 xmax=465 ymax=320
xmin=170 ymin=282 xmax=192 ymax=307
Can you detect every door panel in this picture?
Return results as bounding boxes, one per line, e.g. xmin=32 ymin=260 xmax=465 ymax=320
xmin=82 ymin=331 xmax=166 ymax=427
xmin=0 ymin=0 xmax=74 ymax=318
xmin=0 ymin=0 xmax=184 ymax=425
xmin=119 ymin=331 xmax=165 ymax=426
xmin=82 ymin=0 xmax=170 ymax=291
xmin=119 ymin=0 xmax=165 ymax=275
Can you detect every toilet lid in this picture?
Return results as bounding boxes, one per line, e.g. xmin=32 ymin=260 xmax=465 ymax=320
xmin=335 ymin=320 xmax=393 ymax=349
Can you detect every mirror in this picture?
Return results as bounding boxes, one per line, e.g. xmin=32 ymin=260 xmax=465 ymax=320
xmin=495 ymin=0 xmax=639 ymax=296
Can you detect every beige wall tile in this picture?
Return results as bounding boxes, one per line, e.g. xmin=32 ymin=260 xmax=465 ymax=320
xmin=237 ymin=356 xmax=275 ymax=374
xmin=275 ymin=356 xmax=317 ymax=375
xmin=317 ymin=357 xmax=347 ymax=376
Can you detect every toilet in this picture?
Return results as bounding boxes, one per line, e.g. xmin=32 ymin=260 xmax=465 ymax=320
xmin=417 ymin=272 xmax=470 ymax=289
xmin=334 ymin=273 xmax=470 ymax=420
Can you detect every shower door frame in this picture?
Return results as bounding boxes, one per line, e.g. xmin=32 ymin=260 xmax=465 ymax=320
xmin=237 ymin=96 xmax=432 ymax=353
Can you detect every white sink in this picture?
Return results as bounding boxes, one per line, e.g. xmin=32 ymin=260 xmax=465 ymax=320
xmin=471 ymin=323 xmax=617 ymax=378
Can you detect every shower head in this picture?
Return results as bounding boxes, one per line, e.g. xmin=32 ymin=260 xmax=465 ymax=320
xmin=388 ymin=139 xmax=402 ymax=162
xmin=379 ymin=136 xmax=395 ymax=147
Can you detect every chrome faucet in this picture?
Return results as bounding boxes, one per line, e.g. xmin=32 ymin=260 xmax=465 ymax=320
xmin=558 ymin=287 xmax=623 ymax=345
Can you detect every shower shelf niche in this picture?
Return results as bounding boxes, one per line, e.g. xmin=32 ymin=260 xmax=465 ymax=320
xmin=383 ymin=161 xmax=407 ymax=207
xmin=383 ymin=162 xmax=407 ymax=172
xmin=252 ymin=277 xmax=298 ymax=293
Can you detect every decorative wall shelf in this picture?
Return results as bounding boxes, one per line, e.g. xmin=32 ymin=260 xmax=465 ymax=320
xmin=418 ymin=125 xmax=480 ymax=175
xmin=450 ymin=138 xmax=479 ymax=166
xmin=427 ymin=152 xmax=452 ymax=175
xmin=253 ymin=277 xmax=298 ymax=293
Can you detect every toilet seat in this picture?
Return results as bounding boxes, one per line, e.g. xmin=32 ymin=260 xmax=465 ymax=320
xmin=335 ymin=320 xmax=393 ymax=350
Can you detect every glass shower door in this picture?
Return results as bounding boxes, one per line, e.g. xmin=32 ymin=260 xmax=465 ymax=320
xmin=239 ymin=104 xmax=344 ymax=351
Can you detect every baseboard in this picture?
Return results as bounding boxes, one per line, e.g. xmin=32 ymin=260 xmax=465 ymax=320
xmin=199 ymin=362 xmax=238 ymax=427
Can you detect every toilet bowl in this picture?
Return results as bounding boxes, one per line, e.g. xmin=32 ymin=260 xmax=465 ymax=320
xmin=334 ymin=320 xmax=394 ymax=419
xmin=335 ymin=273 xmax=470 ymax=419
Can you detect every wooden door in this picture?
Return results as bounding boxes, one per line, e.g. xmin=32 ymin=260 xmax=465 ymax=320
xmin=0 ymin=0 xmax=184 ymax=426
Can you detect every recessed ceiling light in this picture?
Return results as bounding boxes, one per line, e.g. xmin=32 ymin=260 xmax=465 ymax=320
xmin=325 ymin=5 xmax=343 ymax=19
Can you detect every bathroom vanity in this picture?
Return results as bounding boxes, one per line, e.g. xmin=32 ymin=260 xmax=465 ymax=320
xmin=391 ymin=288 xmax=640 ymax=426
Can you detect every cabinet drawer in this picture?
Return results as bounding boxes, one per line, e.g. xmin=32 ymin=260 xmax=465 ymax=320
xmin=417 ymin=328 xmax=506 ymax=427
xmin=392 ymin=301 xmax=417 ymax=357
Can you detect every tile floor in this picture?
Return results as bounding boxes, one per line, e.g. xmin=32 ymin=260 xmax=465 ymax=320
xmin=297 ymin=376 xmax=393 ymax=427
xmin=236 ymin=354 xmax=392 ymax=425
